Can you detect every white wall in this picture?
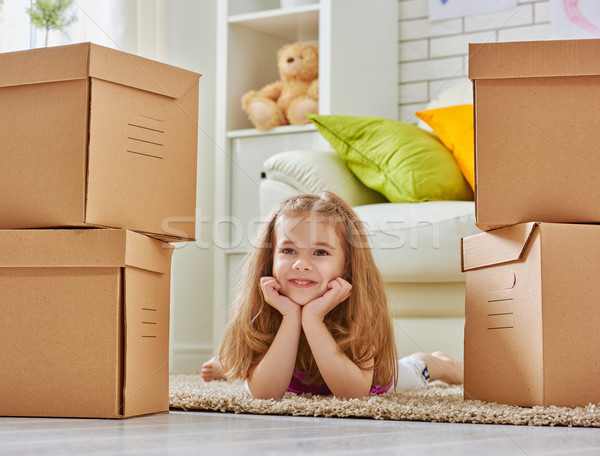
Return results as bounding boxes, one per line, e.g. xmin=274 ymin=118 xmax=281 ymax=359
xmin=165 ymin=0 xmax=218 ymax=372
xmin=398 ymin=0 xmax=551 ymax=122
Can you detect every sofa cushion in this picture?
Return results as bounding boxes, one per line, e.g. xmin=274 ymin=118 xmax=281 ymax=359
xmin=353 ymin=201 xmax=480 ymax=283
xmin=262 ymin=150 xmax=387 ymax=207
xmin=416 ymin=104 xmax=475 ymax=190
xmin=308 ymin=114 xmax=474 ymax=203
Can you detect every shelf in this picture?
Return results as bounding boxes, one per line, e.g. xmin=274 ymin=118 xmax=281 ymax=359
xmin=229 ymin=5 xmax=319 ymax=42
xmin=229 ymin=4 xmax=319 ymax=23
xmin=227 ymin=123 xmax=317 ymax=139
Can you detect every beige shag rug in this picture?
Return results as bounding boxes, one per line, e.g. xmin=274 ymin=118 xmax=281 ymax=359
xmin=169 ymin=374 xmax=599 ymax=427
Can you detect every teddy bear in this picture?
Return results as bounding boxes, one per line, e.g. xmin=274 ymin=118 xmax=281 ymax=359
xmin=241 ymin=42 xmax=318 ymax=131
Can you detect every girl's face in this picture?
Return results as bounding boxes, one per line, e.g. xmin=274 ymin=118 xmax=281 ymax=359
xmin=272 ymin=213 xmax=346 ymax=305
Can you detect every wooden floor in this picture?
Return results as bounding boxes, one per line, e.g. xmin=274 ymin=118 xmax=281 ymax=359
xmin=1 ymin=411 xmax=599 ymax=455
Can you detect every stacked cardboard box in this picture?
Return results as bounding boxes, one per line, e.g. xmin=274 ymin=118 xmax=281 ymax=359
xmin=461 ymin=39 xmax=600 ymax=408
xmin=0 ymin=43 xmax=201 ymax=418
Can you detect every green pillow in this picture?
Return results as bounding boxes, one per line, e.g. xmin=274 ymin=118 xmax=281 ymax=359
xmin=308 ymin=114 xmax=473 ymax=203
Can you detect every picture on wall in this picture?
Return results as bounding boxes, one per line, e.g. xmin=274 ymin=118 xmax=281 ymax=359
xmin=428 ymin=0 xmax=517 ymax=21
xmin=551 ymin=0 xmax=600 ymax=39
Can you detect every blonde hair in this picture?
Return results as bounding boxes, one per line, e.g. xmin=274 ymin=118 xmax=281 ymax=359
xmin=218 ymin=192 xmax=397 ymax=389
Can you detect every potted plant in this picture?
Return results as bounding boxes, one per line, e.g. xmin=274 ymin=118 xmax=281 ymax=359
xmin=26 ymin=0 xmax=77 ymax=47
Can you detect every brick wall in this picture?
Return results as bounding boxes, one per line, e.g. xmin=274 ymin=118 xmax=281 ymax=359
xmin=398 ymin=0 xmax=551 ymax=122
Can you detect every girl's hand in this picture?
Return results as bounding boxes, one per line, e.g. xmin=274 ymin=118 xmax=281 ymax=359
xmin=302 ymin=278 xmax=352 ymax=321
xmin=260 ymin=276 xmax=301 ymax=316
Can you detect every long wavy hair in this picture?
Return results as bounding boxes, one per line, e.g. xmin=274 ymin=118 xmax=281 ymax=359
xmin=218 ymin=192 xmax=398 ymax=389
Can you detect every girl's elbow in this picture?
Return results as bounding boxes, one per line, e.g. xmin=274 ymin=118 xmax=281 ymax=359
xmin=247 ymin=384 xmax=286 ymax=400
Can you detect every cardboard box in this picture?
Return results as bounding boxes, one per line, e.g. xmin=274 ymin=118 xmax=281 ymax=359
xmin=461 ymin=222 xmax=600 ymax=407
xmin=0 ymin=43 xmax=200 ymax=241
xmin=469 ymin=39 xmax=600 ymax=230
xmin=0 ymin=229 xmax=173 ymax=418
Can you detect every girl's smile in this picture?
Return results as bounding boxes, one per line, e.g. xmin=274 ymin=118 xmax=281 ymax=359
xmin=289 ymin=278 xmax=317 ymax=288
xmin=272 ymin=214 xmax=345 ymax=305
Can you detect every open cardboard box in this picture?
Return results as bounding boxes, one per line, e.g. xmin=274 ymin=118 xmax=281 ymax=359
xmin=461 ymin=222 xmax=600 ymax=407
xmin=469 ymin=39 xmax=600 ymax=231
xmin=0 ymin=43 xmax=200 ymax=241
xmin=0 ymin=229 xmax=173 ymax=418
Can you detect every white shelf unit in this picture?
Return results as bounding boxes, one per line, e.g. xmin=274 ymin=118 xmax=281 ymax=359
xmin=213 ymin=0 xmax=398 ymax=349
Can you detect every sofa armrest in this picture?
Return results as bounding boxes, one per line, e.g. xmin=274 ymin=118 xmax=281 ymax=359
xmin=259 ymin=179 xmax=303 ymax=217
xmin=262 ymin=150 xmax=387 ymax=210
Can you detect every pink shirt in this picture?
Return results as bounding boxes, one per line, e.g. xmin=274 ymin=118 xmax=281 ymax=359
xmin=287 ymin=370 xmax=391 ymax=395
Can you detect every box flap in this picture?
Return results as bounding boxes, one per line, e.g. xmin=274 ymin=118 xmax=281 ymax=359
xmin=0 ymin=43 xmax=201 ymax=99
xmin=0 ymin=229 xmax=127 ymax=267
xmin=0 ymin=229 xmax=171 ymax=272
xmin=124 ymin=231 xmax=173 ymax=274
xmin=469 ymin=39 xmax=600 ymax=80
xmin=88 ymin=43 xmax=201 ymax=99
xmin=462 ymin=222 xmax=538 ymax=271
xmin=0 ymin=43 xmax=90 ymax=88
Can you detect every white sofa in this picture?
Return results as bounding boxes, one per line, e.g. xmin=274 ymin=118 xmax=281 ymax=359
xmin=259 ymin=81 xmax=480 ymax=358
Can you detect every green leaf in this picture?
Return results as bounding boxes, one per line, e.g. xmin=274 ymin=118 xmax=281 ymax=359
xmin=26 ymin=0 xmax=78 ymax=33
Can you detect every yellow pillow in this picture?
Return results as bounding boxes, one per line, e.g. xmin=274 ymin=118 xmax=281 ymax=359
xmin=416 ymin=104 xmax=474 ymax=190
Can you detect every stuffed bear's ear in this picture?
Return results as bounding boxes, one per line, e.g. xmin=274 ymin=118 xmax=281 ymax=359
xmin=300 ymin=44 xmax=318 ymax=60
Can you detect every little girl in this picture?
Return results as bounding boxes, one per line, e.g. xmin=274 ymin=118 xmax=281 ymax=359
xmin=202 ymin=192 xmax=463 ymax=399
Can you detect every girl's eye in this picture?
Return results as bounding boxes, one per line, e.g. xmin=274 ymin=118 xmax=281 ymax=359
xmin=282 ymin=248 xmax=296 ymax=254
xmin=314 ymin=249 xmax=329 ymax=256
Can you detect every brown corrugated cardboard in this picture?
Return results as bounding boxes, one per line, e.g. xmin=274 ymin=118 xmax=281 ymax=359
xmin=469 ymin=39 xmax=600 ymax=231
xmin=0 ymin=43 xmax=200 ymax=241
xmin=462 ymin=222 xmax=600 ymax=407
xmin=0 ymin=229 xmax=173 ymax=418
